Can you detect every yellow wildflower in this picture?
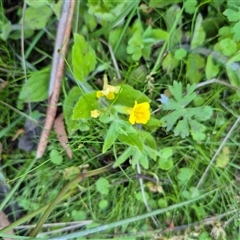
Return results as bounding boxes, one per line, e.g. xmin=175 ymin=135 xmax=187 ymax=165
xmin=91 ymin=109 xmax=101 ymax=118
xmin=96 ymin=75 xmax=120 ymax=100
xmin=127 ymin=101 xmax=150 ymax=125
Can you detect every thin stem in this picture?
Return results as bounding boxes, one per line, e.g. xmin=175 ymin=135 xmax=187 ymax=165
xmin=136 ymin=162 xmax=160 ymax=227
xmin=21 ymin=1 xmax=32 ymax=121
xmin=194 ymin=115 xmax=240 ymax=192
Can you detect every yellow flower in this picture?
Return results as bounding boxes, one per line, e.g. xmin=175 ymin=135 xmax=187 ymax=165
xmin=96 ymin=75 xmax=120 ymax=100
xmin=91 ymin=109 xmax=101 ymax=118
xmin=127 ymin=101 xmax=150 ymax=125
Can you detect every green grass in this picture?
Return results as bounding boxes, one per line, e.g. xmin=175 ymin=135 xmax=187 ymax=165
xmin=0 ymin=1 xmax=240 ymax=240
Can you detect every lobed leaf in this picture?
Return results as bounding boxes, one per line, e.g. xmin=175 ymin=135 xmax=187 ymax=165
xmin=96 ymin=177 xmax=110 ymax=195
xmin=174 ymin=117 xmax=189 ymax=138
xmin=194 ymin=106 xmax=213 ymax=121
xmin=169 ymin=81 xmax=183 ymax=102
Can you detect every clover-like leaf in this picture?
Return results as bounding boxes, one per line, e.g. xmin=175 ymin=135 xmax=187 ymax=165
xmin=96 ymin=177 xmax=110 ymax=195
xmin=177 ymin=167 xmax=194 ymax=185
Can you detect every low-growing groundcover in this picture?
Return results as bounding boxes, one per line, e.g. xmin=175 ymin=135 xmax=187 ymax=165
xmin=0 ymin=0 xmax=240 ymax=239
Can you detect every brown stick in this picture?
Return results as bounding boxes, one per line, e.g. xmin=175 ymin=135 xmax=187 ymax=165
xmin=36 ymin=0 xmax=76 ymax=159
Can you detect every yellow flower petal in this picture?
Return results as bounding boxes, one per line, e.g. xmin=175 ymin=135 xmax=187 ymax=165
xmin=106 ymin=92 xmax=115 ymax=100
xmin=96 ymin=75 xmax=120 ymax=100
xmin=128 ymin=101 xmax=150 ymax=125
xmin=96 ymin=91 xmax=104 ymax=99
xmin=91 ymin=109 xmax=100 ymax=118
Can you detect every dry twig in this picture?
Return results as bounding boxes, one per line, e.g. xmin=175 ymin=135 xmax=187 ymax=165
xmin=36 ymin=0 xmax=76 ymax=159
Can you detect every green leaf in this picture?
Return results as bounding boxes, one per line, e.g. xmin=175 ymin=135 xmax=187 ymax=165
xmin=158 ymin=198 xmax=168 ymax=208
xmin=127 ymin=32 xmax=143 ymax=61
xmin=140 ymin=130 xmax=157 ymax=150
xmin=190 ymin=14 xmax=206 ymax=49
xmin=88 ymin=1 xmax=130 ymax=26
xmin=158 ymin=157 xmax=173 ymax=170
xmin=98 ymin=199 xmax=109 ymax=210
xmin=161 ymin=109 xmax=182 ymax=131
xmin=223 ymin=8 xmax=240 ymax=22
xmin=199 ymin=232 xmax=211 ymax=240
xmin=169 ymin=81 xmax=195 ymax=105
xmin=72 ymin=34 xmax=96 ymax=81
xmin=184 ymin=0 xmax=197 ymax=14
xmin=215 ymin=146 xmax=230 ymax=168
xmin=118 ymin=131 xmax=143 ymax=151
xmin=18 ymin=68 xmax=50 ymax=103
xmin=96 ymin=177 xmax=110 ymax=195
xmin=194 ymin=106 xmax=213 ymax=121
xmin=53 ymin=0 xmax=63 ymax=19
xmin=0 ymin=21 xmax=11 ymax=41
xmin=71 ymin=210 xmax=87 ymax=221
xmin=186 ymin=53 xmax=205 ymax=84
xmin=231 ymin=21 xmax=240 ymax=41
xmin=205 ymin=54 xmax=220 ymax=80
xmin=189 ymin=119 xmax=206 ymax=141
xmin=113 ymin=147 xmax=132 ymax=168
xmin=160 ymin=81 xmax=211 ymax=140
xmin=168 ymin=81 xmax=182 ymax=101
xmin=143 ymin=146 xmax=157 ymax=161
xmin=144 ymin=117 xmax=162 ymax=131
xmin=191 ymin=131 xmax=206 ymax=142
xmin=131 ymin=148 xmax=149 ymax=169
xmin=152 ymin=29 xmax=169 ymax=40
xmin=149 ymin=0 xmax=181 ymax=8
xmin=24 ymin=6 xmax=52 ymax=30
xmin=50 ymin=149 xmax=63 ymax=165
xmin=219 ymin=38 xmax=237 ymax=56
xmin=162 ymin=52 xmax=179 ymax=74
xmin=181 ymin=187 xmax=200 ymax=199
xmin=160 ymin=148 xmax=173 ymax=159
xmin=174 ymin=48 xmax=187 ymax=60
xmin=135 ymin=191 xmax=149 ymax=202
xmin=181 ymin=83 xmax=197 ymax=106
xmin=72 ymin=92 xmax=98 ymax=119
xmin=174 ymin=117 xmax=189 ymax=138
xmin=99 ymin=111 xmax=115 ymax=123
xmin=63 ymin=86 xmax=85 ymax=134
xmin=177 ymin=168 xmax=194 ymax=185
xmin=102 ymin=122 xmax=119 ymax=153
xmin=25 ymin=0 xmax=49 ymax=8
xmin=114 ymin=84 xmax=150 ymax=107
xmin=158 ymin=148 xmax=173 ymax=170
xmin=83 ymin=11 xmax=98 ymax=32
